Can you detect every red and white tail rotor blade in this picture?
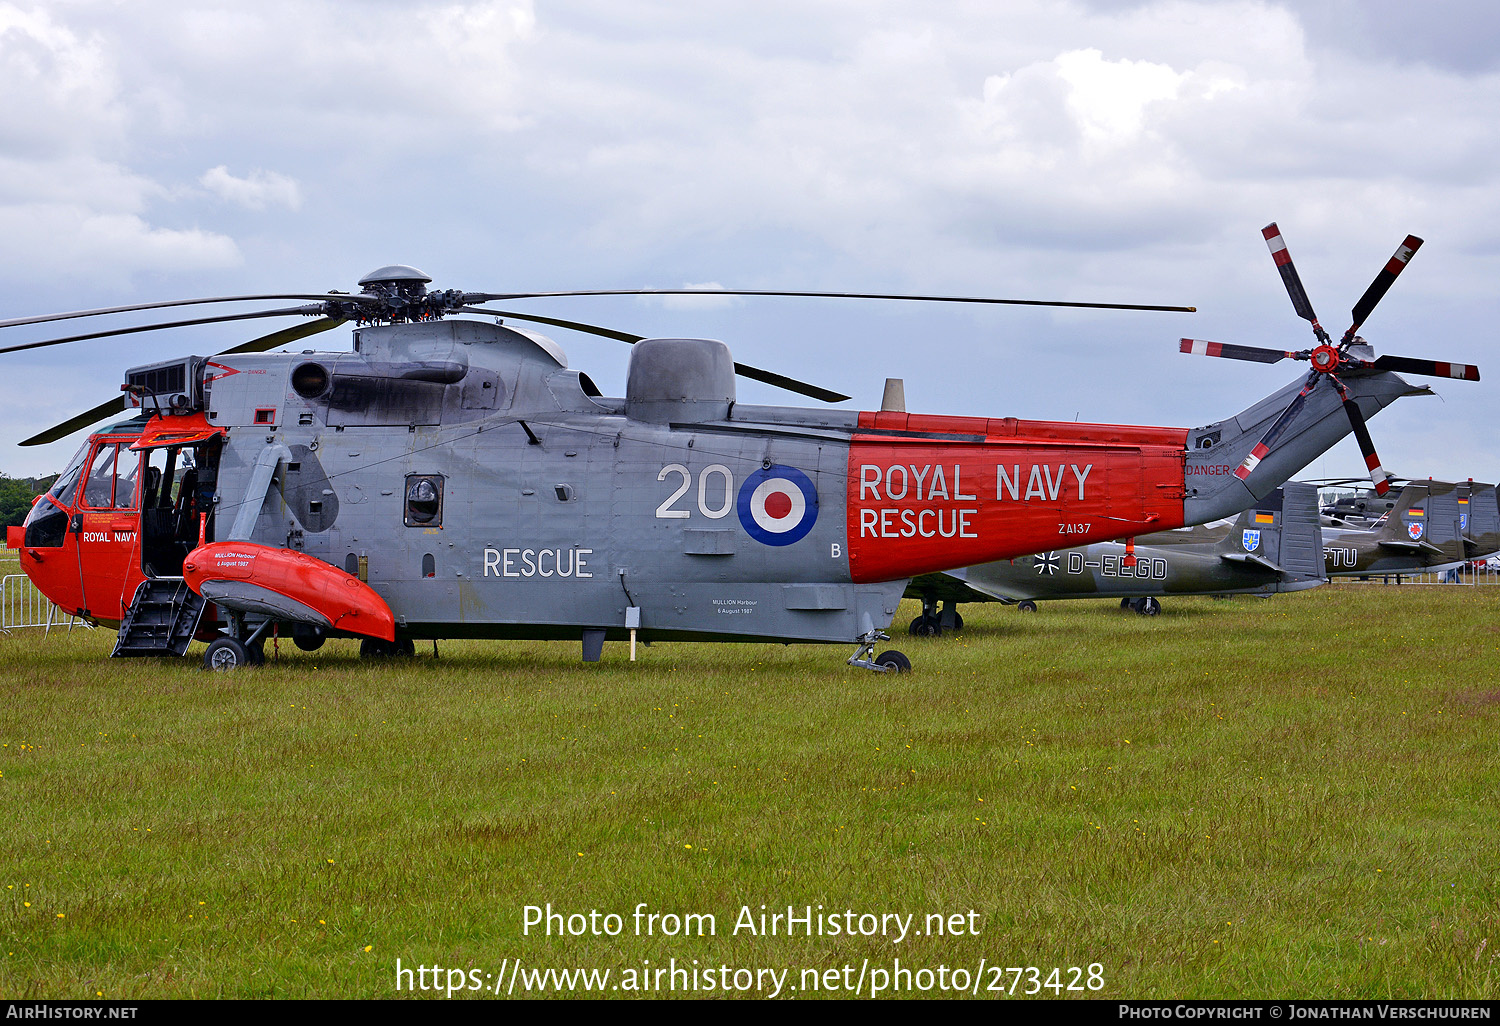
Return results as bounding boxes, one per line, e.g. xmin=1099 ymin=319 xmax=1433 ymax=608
xmin=1334 ymin=382 xmax=1392 ymax=495
xmin=1343 ymin=235 xmax=1422 ymax=344
xmin=1371 ymin=353 xmax=1480 ymax=381
xmin=1179 ymin=339 xmax=1296 ymax=365
xmin=1263 ymin=223 xmax=1328 ymax=341
xmin=1234 ymin=370 xmax=1320 ymax=485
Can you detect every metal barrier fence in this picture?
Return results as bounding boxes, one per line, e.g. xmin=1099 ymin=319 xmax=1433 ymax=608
xmin=1333 ymin=564 xmax=1500 ymax=586
xmin=0 ymin=573 xmax=90 ymax=634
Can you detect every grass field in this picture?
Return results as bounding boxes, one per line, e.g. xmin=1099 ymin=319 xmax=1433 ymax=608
xmin=0 ymin=584 xmax=1496 ymax=1000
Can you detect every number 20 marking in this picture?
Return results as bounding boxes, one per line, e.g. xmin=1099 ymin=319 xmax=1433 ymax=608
xmin=656 ymin=464 xmax=733 ymax=520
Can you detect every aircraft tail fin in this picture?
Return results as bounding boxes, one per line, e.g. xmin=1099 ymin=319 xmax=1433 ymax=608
xmin=1462 ymin=483 xmax=1500 ymax=558
xmin=1216 ymin=482 xmax=1324 ymax=585
xmin=1275 ymin=481 xmax=1326 ymax=584
xmin=1373 ymin=481 xmax=1464 ymax=560
xmin=1183 ymin=360 xmax=1427 ymax=525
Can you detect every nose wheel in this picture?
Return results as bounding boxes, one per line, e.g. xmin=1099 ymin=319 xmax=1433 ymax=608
xmin=202 ymin=615 xmax=272 ymax=670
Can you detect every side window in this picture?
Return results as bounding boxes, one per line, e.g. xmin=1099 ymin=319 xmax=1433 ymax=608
xmin=81 ymin=444 xmax=120 ymax=509
xmin=404 ymin=475 xmax=444 ymax=528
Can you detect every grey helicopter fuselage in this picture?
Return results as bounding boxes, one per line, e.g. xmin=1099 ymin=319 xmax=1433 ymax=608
xmin=13 ymin=313 xmax=1426 ymax=664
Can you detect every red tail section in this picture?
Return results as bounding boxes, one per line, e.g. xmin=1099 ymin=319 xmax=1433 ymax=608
xmin=846 ymin=412 xmax=1189 ymax=582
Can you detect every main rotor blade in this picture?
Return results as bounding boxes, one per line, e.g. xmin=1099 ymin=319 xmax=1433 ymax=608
xmin=1179 ymin=339 xmax=1296 ymax=364
xmin=19 ymin=396 xmax=127 ymax=447
xmin=1234 ymin=369 xmax=1320 ymax=484
xmin=0 ymin=306 xmax=325 ymax=356
xmin=465 ymin=307 xmax=852 ymax=403
xmin=728 ymin=364 xmax=850 ymax=403
xmin=1333 ymin=378 xmax=1391 ymax=495
xmin=0 ymin=294 xmax=370 ymax=331
xmin=1371 ymin=353 xmax=1479 ymax=381
xmin=1262 ymin=223 xmax=1328 ymax=342
xmin=1343 ymin=235 xmax=1422 ymax=344
xmin=460 ymin=307 xmax=643 ymax=344
xmin=465 ymin=288 xmax=1196 ymax=314
xmin=216 ymin=316 xmax=347 ymax=355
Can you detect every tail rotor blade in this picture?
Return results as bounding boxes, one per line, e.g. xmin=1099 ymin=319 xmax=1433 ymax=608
xmin=1180 ymin=339 xmax=1295 ymax=364
xmin=1371 ymin=353 xmax=1479 ymax=381
xmin=1336 ymin=382 xmax=1392 ymax=496
xmin=1234 ymin=370 xmax=1319 ymax=484
xmin=1263 ymin=223 xmax=1327 ymax=340
xmin=1344 ymin=235 xmax=1422 ymax=344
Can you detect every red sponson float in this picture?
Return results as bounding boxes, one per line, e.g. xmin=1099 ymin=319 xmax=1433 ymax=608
xmin=182 ymin=542 xmax=396 ymax=642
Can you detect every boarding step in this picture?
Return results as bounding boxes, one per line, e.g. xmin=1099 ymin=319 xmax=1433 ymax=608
xmin=111 ymin=578 xmax=206 ymax=658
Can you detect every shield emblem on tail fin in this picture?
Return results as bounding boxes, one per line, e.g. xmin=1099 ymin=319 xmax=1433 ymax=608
xmin=1242 ymin=529 xmax=1260 ymax=552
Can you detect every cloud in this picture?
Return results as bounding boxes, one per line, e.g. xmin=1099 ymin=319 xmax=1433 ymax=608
xmin=200 ymin=166 xmax=302 ymax=210
xmin=0 ymin=203 xmax=239 ymax=282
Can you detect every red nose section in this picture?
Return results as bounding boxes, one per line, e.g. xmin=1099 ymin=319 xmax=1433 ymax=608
xmin=182 ymin=542 xmax=396 ymax=642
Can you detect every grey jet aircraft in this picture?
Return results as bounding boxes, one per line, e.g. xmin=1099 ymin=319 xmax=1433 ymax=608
xmin=904 ymin=482 xmax=1325 ymax=628
xmin=1321 ymin=480 xmax=1469 ymax=577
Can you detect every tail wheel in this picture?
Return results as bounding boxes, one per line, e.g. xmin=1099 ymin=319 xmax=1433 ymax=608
xmin=875 ymin=650 xmax=912 ymax=673
xmin=908 ymin=616 xmax=941 ymax=637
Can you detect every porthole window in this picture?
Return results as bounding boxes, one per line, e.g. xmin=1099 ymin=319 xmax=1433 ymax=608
xmin=405 ymin=474 xmax=444 ymax=527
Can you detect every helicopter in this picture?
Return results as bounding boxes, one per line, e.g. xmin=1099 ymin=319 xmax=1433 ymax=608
xmin=904 ymin=481 xmax=1325 ymax=626
xmin=1 ymin=225 xmax=1480 ymax=671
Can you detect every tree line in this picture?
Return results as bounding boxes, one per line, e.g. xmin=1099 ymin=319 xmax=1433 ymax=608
xmin=0 ymin=474 xmax=59 ymax=529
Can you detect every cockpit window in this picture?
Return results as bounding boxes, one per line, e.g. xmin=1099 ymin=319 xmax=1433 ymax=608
xmin=47 ymin=442 xmax=91 ymax=506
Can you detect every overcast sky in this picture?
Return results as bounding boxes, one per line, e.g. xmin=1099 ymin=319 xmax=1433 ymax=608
xmin=1 ymin=0 xmax=1496 ymax=488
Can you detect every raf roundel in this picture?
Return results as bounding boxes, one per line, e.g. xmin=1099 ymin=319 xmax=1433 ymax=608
xmin=737 ymin=465 xmax=819 ymax=546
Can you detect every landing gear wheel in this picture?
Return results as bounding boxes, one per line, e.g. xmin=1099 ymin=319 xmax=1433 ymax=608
xmin=951 ymin=611 xmax=964 ymax=631
xmin=1135 ymin=597 xmax=1161 ymax=616
xmin=1120 ymin=597 xmax=1133 ymax=610
xmin=246 ymin=640 xmax=266 ymax=666
xmin=203 ymin=637 xmax=251 ymax=671
xmin=1017 ymin=600 xmax=1038 ymax=613
xmin=360 ymin=639 xmax=395 ymax=659
xmin=908 ymin=616 xmax=942 ymax=637
xmin=875 ymin=650 xmax=912 ymax=673
xmin=361 ymin=638 xmax=416 ymax=659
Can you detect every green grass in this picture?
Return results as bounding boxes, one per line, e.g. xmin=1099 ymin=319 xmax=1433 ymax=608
xmin=0 ymin=585 xmax=1497 ymax=999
